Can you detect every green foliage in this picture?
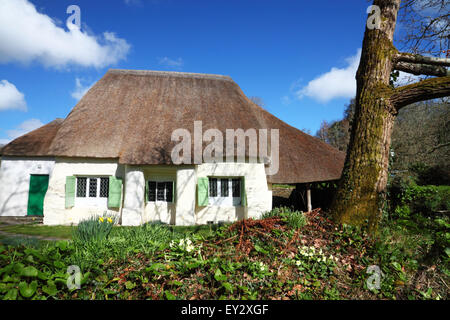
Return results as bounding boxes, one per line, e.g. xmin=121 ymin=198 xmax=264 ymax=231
xmin=0 ymin=240 xmax=82 ymax=300
xmin=72 ymin=213 xmax=115 ymax=243
xmin=261 ymin=207 xmax=307 ymax=229
xmin=391 ymin=183 xmax=450 ymax=217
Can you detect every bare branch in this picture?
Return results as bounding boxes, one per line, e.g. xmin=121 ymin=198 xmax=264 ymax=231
xmin=429 ymin=142 xmax=450 ymax=153
xmin=390 ymin=76 xmax=450 ymax=109
xmin=393 ymin=61 xmax=450 ymax=76
xmin=394 ymin=52 xmax=450 ymax=66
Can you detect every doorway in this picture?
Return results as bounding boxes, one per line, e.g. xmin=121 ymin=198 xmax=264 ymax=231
xmin=27 ymin=174 xmax=50 ymax=216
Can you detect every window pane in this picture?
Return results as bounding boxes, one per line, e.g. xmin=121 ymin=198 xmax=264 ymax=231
xmin=166 ymin=182 xmax=173 ymax=203
xmin=209 ymin=178 xmax=217 ymax=197
xmin=232 ymin=179 xmax=240 ymax=197
xmin=89 ymin=178 xmax=97 ymax=197
xmin=148 ymin=181 xmax=156 ymax=201
xmin=156 ymin=182 xmax=165 ymax=201
xmin=100 ymin=178 xmax=109 ymax=198
xmin=220 ymin=179 xmax=229 ymax=197
xmin=76 ymin=177 xmax=87 ymax=197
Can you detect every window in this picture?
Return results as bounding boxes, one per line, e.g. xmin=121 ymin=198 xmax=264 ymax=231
xmin=75 ymin=177 xmax=109 ymax=207
xmin=209 ymin=178 xmax=218 ymax=197
xmin=208 ymin=177 xmax=241 ymax=206
xmin=147 ymin=181 xmax=173 ymax=203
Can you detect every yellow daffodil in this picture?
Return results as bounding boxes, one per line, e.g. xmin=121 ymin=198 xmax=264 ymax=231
xmin=107 ymin=217 xmax=113 ymax=223
xmin=99 ymin=217 xmax=104 ymax=222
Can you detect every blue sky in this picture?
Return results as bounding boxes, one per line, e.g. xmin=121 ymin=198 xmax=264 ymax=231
xmin=0 ymin=0 xmax=372 ymax=144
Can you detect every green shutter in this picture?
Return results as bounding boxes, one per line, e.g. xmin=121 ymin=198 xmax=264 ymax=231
xmin=65 ymin=176 xmax=76 ymax=209
xmin=197 ymin=177 xmax=209 ymax=206
xmin=241 ymin=177 xmax=247 ymax=207
xmin=145 ymin=181 xmax=148 ymax=203
xmin=172 ymin=181 xmax=176 ymax=203
xmin=108 ymin=176 xmax=123 ymax=208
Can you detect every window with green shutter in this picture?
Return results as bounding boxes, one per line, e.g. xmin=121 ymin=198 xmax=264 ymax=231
xmin=65 ymin=176 xmax=76 ymax=208
xmin=197 ymin=177 xmax=209 ymax=206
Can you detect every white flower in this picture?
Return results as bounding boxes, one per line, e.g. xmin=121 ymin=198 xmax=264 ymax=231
xmin=186 ymin=244 xmax=194 ymax=252
xmin=179 ymin=239 xmax=185 ymax=246
xmin=186 ymin=238 xmax=192 ymax=245
xmin=295 ymin=260 xmax=301 ymax=266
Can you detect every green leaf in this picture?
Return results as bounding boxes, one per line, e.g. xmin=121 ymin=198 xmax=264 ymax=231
xmin=222 ymin=282 xmax=233 ymax=293
xmin=445 ymin=247 xmax=450 ymax=258
xmin=55 ymin=241 xmax=68 ymax=251
xmin=42 ymin=280 xmax=58 ymax=296
xmin=19 ymin=281 xmax=37 ymax=298
xmin=125 ymin=281 xmax=136 ymax=290
xmin=214 ymin=268 xmax=227 ymax=282
xmin=21 ymin=266 xmax=38 ymax=278
xmin=53 ymin=261 xmax=65 ymax=269
xmin=164 ymin=290 xmax=176 ymax=300
xmin=3 ymin=288 xmax=18 ymax=300
xmin=391 ymin=262 xmax=402 ymax=272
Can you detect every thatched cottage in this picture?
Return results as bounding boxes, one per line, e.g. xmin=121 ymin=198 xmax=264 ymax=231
xmin=0 ymin=70 xmax=344 ymax=226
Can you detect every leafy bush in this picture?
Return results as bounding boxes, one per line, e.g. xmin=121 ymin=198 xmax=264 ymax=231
xmin=0 ymin=241 xmax=92 ymax=300
xmin=390 ymin=182 xmax=450 ymax=218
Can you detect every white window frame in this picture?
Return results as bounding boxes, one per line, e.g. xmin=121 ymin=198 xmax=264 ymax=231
xmin=209 ymin=177 xmax=241 ymax=207
xmin=75 ymin=176 xmax=108 ymax=208
xmin=147 ymin=179 xmax=174 ymax=203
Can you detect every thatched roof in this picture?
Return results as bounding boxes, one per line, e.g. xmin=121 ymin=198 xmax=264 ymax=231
xmin=1 ymin=119 xmax=64 ymax=157
xmin=48 ymin=69 xmax=344 ymax=183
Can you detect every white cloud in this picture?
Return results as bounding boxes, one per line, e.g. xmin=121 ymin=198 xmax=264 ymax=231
xmin=297 ymin=49 xmax=361 ymax=103
xmin=71 ymin=78 xmax=94 ymax=100
xmin=0 ymin=80 xmax=27 ymax=111
xmin=0 ymin=0 xmax=130 ymax=69
xmin=158 ymin=57 xmax=184 ymax=69
xmin=4 ymin=118 xmax=44 ymax=142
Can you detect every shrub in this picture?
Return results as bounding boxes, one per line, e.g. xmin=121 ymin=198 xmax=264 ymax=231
xmin=390 ymin=183 xmax=450 ymax=218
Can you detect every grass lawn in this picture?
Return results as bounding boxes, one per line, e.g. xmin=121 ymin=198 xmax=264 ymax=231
xmin=0 ymin=225 xmax=74 ymax=239
xmin=0 ymin=223 xmax=218 ymax=242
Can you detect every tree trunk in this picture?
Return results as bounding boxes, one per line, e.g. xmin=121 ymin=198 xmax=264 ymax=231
xmin=331 ymin=0 xmax=401 ymax=231
xmin=330 ymin=0 xmax=450 ymax=231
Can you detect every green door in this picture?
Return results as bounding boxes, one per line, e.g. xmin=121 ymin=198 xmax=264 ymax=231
xmin=27 ymin=175 xmax=50 ymax=216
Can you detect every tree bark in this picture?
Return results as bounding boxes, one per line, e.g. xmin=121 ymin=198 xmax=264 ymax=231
xmin=330 ymin=0 xmax=401 ymax=231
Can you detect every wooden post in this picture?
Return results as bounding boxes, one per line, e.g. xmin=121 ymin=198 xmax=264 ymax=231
xmin=306 ymin=184 xmax=312 ymax=212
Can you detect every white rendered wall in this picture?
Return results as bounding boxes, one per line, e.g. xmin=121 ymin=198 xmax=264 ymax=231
xmin=0 ymin=157 xmax=55 ymax=217
xmin=195 ymin=162 xmax=272 ymax=224
xmin=122 ymin=166 xmax=145 ymax=226
xmin=175 ymin=168 xmax=196 ymax=226
xmin=43 ymin=158 xmax=123 ymax=225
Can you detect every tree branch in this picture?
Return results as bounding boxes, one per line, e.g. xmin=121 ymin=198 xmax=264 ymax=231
xmin=394 ymin=61 xmax=450 ymax=77
xmin=429 ymin=142 xmax=450 ymax=153
xmin=390 ymin=76 xmax=450 ymax=110
xmin=394 ymin=52 xmax=450 ymax=67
